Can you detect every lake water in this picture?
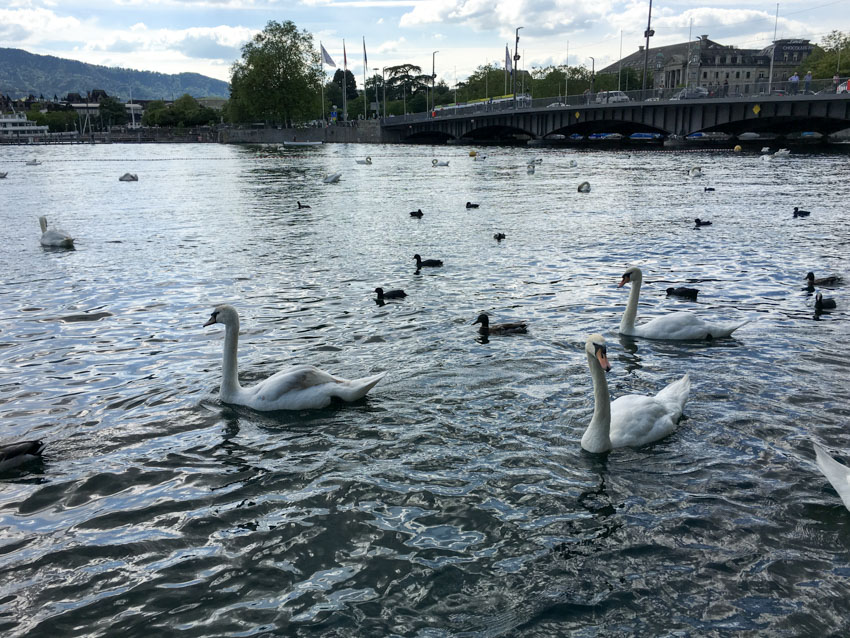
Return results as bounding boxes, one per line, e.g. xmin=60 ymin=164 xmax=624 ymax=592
xmin=1 ymin=141 xmax=849 ymax=637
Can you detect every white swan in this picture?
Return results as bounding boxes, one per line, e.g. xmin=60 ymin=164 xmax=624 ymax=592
xmin=119 ymin=172 xmax=139 ymax=181
xmin=760 ymin=154 xmax=771 ymax=162
xmin=527 ymin=164 xmax=535 ymax=174
xmin=688 ymin=166 xmax=702 ymax=178
xmin=39 ymin=216 xmax=74 ymax=248
xmin=204 ymin=304 xmax=385 ymax=410
xmin=0 ymin=440 xmax=45 ymax=472
xmin=813 ymin=442 xmax=850 ymax=511
xmin=618 ymin=266 xmax=747 ymax=339
xmin=577 ymin=181 xmax=591 ymax=192
xmin=355 ymin=157 xmax=372 ymax=165
xmin=432 ymin=159 xmax=450 ymax=167
xmin=569 ymin=159 xmax=578 ymax=167
xmin=774 ymin=148 xmax=790 ymax=156
xmin=760 ymin=146 xmax=771 ymax=154
xmin=581 ymin=334 xmax=690 ymax=453
xmin=323 ymin=172 xmax=342 ymax=184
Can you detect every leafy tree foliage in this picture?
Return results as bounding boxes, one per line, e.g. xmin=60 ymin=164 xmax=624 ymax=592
xmin=796 ymin=31 xmax=849 ymax=79
xmin=331 ymin=69 xmax=358 ymax=100
xmin=98 ymin=95 xmax=127 ymax=127
xmin=228 ymin=20 xmax=322 ymax=125
xmin=141 ymin=95 xmax=218 ymax=127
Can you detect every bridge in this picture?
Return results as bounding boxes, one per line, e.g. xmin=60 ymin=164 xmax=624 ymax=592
xmin=380 ymin=94 xmax=850 ymax=144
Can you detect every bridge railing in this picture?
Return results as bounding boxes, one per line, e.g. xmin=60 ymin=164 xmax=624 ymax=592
xmin=381 ymin=77 xmax=849 ymax=126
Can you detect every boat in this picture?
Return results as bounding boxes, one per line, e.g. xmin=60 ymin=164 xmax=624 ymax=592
xmin=283 ymin=141 xmax=323 ymax=147
xmin=0 ymin=112 xmax=49 ymax=139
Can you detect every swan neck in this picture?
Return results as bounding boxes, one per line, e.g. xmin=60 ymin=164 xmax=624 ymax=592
xmin=582 ymin=352 xmax=612 ymax=452
xmin=221 ymin=322 xmax=241 ymax=397
xmin=620 ymin=274 xmax=641 ymax=334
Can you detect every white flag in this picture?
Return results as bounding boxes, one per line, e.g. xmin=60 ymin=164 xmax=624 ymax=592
xmin=321 ymin=43 xmax=336 ymax=67
xmin=505 ymin=45 xmax=512 ymax=74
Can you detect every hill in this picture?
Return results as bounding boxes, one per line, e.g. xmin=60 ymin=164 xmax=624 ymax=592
xmin=0 ymin=48 xmax=230 ymax=100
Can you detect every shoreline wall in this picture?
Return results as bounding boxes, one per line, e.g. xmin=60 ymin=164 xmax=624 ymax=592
xmin=218 ymin=120 xmax=401 ymax=145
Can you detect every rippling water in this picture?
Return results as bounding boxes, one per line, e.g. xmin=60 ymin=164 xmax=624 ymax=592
xmin=1 ymin=141 xmax=849 ymax=636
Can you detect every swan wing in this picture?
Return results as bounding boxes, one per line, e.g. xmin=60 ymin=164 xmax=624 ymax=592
xmin=633 ymin=312 xmax=746 ymax=340
xmin=813 ymin=442 xmax=850 ymax=511
xmin=609 ymin=394 xmax=679 ymax=448
xmin=40 ymin=229 xmax=74 ymax=247
xmin=238 ymin=365 xmax=385 ymax=410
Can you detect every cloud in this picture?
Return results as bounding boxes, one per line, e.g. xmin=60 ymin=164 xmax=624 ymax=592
xmin=174 ymin=35 xmax=242 ymax=60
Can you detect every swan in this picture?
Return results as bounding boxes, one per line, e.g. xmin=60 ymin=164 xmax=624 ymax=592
xmin=527 ymin=164 xmax=535 ymax=174
xmin=793 ymin=207 xmax=810 ymax=218
xmin=775 ymin=148 xmax=790 ymax=156
xmin=473 ymin=155 xmax=487 ymax=161
xmin=569 ymin=160 xmax=578 ymax=168
xmin=813 ymin=442 xmax=850 ymax=511
xmin=760 ymin=146 xmax=771 ymax=154
xmin=666 ymin=286 xmax=699 ymax=300
xmin=323 ymin=172 xmax=342 ymax=184
xmin=432 ymin=159 xmax=450 ymax=167
xmin=355 ymin=157 xmax=372 ymax=165
xmin=580 ymin=334 xmax=690 ymax=453
xmin=39 ymin=216 xmax=75 ymax=248
xmin=409 ymin=209 xmax=423 ymax=218
xmin=527 ymin=158 xmax=543 ymax=165
xmin=26 ymin=159 xmax=41 ymax=166
xmin=815 ymin=292 xmax=836 ymax=311
xmin=297 ymin=201 xmax=311 ymax=209
xmin=374 ymin=287 xmax=406 ymax=300
xmin=413 ymin=254 xmax=442 ymax=268
xmin=688 ymin=166 xmax=702 ymax=178
xmin=118 ymin=172 xmax=138 ymax=182
xmin=493 ymin=233 xmax=506 ymax=241
xmin=760 ymin=154 xmax=771 ymax=162
xmin=473 ymin=313 xmax=527 ymax=335
xmin=577 ymin=181 xmax=591 ymax=193
xmin=204 ymin=305 xmax=385 ymax=410
xmin=0 ymin=440 xmax=45 ymax=473
xmin=618 ymin=266 xmax=747 ymax=339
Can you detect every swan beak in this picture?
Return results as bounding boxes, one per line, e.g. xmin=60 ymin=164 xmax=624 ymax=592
xmin=203 ymin=315 xmax=217 ymax=327
xmin=617 ymin=276 xmax=628 ymax=288
xmin=596 ymin=350 xmax=611 ymax=372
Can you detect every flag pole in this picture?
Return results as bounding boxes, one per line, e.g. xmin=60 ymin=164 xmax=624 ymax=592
xmin=320 ymin=41 xmax=326 ymax=126
xmin=342 ymin=39 xmax=347 ymax=122
xmin=363 ymin=37 xmax=368 ymax=120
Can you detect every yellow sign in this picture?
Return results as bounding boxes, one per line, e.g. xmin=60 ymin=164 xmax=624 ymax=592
xmin=753 ymin=104 xmax=761 ymax=115
xmin=575 ymin=111 xmax=580 ymax=119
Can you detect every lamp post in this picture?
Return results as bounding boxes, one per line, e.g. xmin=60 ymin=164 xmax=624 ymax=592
xmin=382 ymin=67 xmax=388 ymax=118
xmin=589 ymin=56 xmax=595 ymax=97
xmin=372 ymin=67 xmax=379 ymax=117
xmin=687 ymin=37 xmax=701 ymax=90
xmin=431 ymin=51 xmax=439 ymax=114
xmin=513 ymin=27 xmax=523 ymax=108
xmin=641 ymin=0 xmax=655 ymax=100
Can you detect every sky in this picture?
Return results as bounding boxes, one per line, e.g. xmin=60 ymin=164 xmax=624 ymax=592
xmin=1 ymin=0 xmax=846 ymax=91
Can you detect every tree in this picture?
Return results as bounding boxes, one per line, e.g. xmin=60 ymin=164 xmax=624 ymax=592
xmin=796 ymin=31 xmax=849 ymax=79
xmin=99 ymin=95 xmax=128 ymax=127
xmin=332 ymin=69 xmax=358 ymax=100
xmin=228 ymin=20 xmax=322 ymax=125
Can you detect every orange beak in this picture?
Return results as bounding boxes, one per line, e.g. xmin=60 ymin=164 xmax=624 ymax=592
xmin=596 ymin=349 xmax=611 ymax=372
xmin=617 ymin=276 xmax=629 ymax=288
xmin=203 ymin=316 xmax=217 ymax=327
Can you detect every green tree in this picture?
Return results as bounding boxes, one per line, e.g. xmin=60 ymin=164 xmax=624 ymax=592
xmin=796 ymin=31 xmax=849 ymax=79
xmin=332 ymin=69 xmax=358 ymax=100
xmin=228 ymin=20 xmax=322 ymax=125
xmin=98 ymin=95 xmax=128 ymax=127
xmin=141 ymin=100 xmax=167 ymax=126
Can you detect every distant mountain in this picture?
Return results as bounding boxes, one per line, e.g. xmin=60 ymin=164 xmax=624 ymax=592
xmin=0 ymin=48 xmax=230 ymax=100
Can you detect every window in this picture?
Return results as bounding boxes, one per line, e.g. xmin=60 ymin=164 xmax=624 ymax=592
xmin=746 ymin=71 xmax=751 ymax=79
xmin=703 ymin=71 xmax=708 ymax=79
xmin=726 ymin=72 xmax=730 ymax=78
xmin=735 ymin=71 xmax=740 ymax=79
xmin=715 ymin=71 xmax=719 ymax=79
xmin=732 ymin=56 xmax=737 ymax=64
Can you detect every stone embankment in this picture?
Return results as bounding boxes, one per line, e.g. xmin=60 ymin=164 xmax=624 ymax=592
xmin=219 ymin=120 xmax=398 ymax=144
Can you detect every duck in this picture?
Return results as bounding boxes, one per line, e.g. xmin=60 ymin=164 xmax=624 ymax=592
xmin=323 ymin=172 xmax=342 ymax=184
xmin=409 ymin=209 xmax=424 ymax=218
xmin=569 ymin=160 xmax=578 ymax=167
xmin=204 ymin=305 xmax=385 ymax=410
xmin=704 ymin=187 xmax=715 ymax=192
xmin=813 ymin=442 xmax=850 ymax=511
xmin=0 ymin=172 xmax=7 ymax=178
xmin=577 ymin=181 xmax=591 ymax=193
xmin=472 ymin=313 xmax=527 ymax=336
xmin=413 ymin=254 xmax=443 ymax=268
xmin=688 ymin=166 xmax=702 ymax=178
xmin=618 ymin=266 xmax=747 ymax=340
xmin=806 ymin=272 xmax=842 ymax=288
xmin=815 ymin=292 xmax=837 ymax=311
xmin=580 ymin=334 xmax=690 ymax=453
xmin=297 ymin=201 xmax=311 ymax=209
xmin=0 ymin=440 xmax=45 ymax=473
xmin=666 ymin=286 xmax=699 ymax=300
xmin=793 ymin=207 xmax=811 ymax=218
xmin=432 ymin=159 xmax=450 ymax=167
xmin=118 ymin=172 xmax=138 ymax=182
xmin=493 ymin=233 xmax=506 ymax=241
xmin=355 ymin=157 xmax=372 ymax=165
xmin=374 ymin=287 xmax=406 ymax=300
xmin=466 ymin=202 xmax=480 ymax=209
xmin=39 ymin=216 xmax=75 ymax=248
xmin=694 ymin=218 xmax=712 ymax=227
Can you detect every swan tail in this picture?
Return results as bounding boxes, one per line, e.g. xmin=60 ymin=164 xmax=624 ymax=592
xmin=655 ymin=373 xmax=691 ymax=418
xmin=813 ymin=442 xmax=850 ymax=508
xmin=333 ymin=372 xmax=386 ymax=402
xmin=709 ymin=319 xmax=750 ymax=339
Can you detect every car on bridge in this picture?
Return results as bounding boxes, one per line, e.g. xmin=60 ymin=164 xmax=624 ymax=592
xmin=671 ymin=86 xmax=710 ymax=100
xmin=595 ymin=91 xmax=630 ymax=104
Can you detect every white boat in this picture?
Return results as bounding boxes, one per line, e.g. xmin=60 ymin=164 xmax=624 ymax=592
xmin=283 ymin=141 xmax=323 ymax=147
xmin=0 ymin=112 xmax=49 ymax=138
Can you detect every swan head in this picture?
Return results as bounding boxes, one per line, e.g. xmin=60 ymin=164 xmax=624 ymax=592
xmin=472 ymin=313 xmax=489 ymax=328
xmin=204 ymin=304 xmax=239 ymax=328
xmin=618 ymin=266 xmax=642 ymax=288
xmin=585 ymin=334 xmax=611 ymax=372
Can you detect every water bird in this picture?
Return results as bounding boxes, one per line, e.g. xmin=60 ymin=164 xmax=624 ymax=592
xmin=413 ymin=254 xmax=442 ymax=268
xmin=528 ymin=158 xmax=543 ymax=165
xmin=793 ymin=207 xmax=810 ymax=218
xmin=323 ymin=172 xmax=342 ymax=183
xmin=118 ymin=172 xmax=138 ymax=182
xmin=577 ymin=181 xmax=591 ymax=193
xmin=203 ymin=304 xmax=385 ymax=410
xmin=432 ymin=159 xmax=450 ymax=167
xmin=297 ymin=201 xmax=311 ymax=209
xmin=472 ymin=313 xmax=527 ymax=336
xmin=0 ymin=172 xmax=8 ymax=178
xmin=473 ymin=155 xmax=487 ymax=161
xmin=409 ymin=209 xmax=423 ymax=218
xmin=355 ymin=157 xmax=372 ymax=165
xmin=760 ymin=146 xmax=771 ymax=153
xmin=704 ymin=187 xmax=715 ymax=192
xmin=813 ymin=442 xmax=850 ymax=511
xmin=527 ymin=164 xmax=535 ymax=174
xmin=815 ymin=292 xmax=836 ymax=311
xmin=694 ymin=218 xmax=712 ymax=227
xmin=493 ymin=233 xmax=506 ymax=241
xmin=374 ymin=287 xmax=406 ymax=300
xmin=38 ymin=216 xmax=74 ymax=248
xmin=666 ymin=287 xmax=699 ymax=300
xmin=26 ymin=159 xmax=41 ymax=166
xmin=618 ymin=266 xmax=747 ymax=339
xmin=806 ymin=272 xmax=842 ymax=287
xmin=580 ymin=334 xmax=690 ymax=453
xmin=569 ymin=160 xmax=578 ymax=167
xmin=0 ymin=440 xmax=45 ymax=473
xmin=688 ymin=166 xmax=702 ymax=177
xmin=775 ymin=148 xmax=790 ymax=156
xmin=466 ymin=202 xmax=480 ymax=209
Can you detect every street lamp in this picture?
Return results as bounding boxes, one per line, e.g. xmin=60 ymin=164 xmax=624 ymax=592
xmin=382 ymin=67 xmax=388 ymax=118
xmin=372 ymin=67 xmax=379 ymax=117
xmin=642 ymin=0 xmax=655 ymax=99
xmin=589 ymin=56 xmax=595 ymax=97
xmin=513 ymin=27 xmax=523 ymax=108
xmin=431 ymin=51 xmax=439 ymax=114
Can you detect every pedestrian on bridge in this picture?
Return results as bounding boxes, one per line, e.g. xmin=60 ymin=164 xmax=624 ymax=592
xmin=789 ymin=72 xmax=799 ymax=95
xmin=804 ymin=71 xmax=812 ymax=93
